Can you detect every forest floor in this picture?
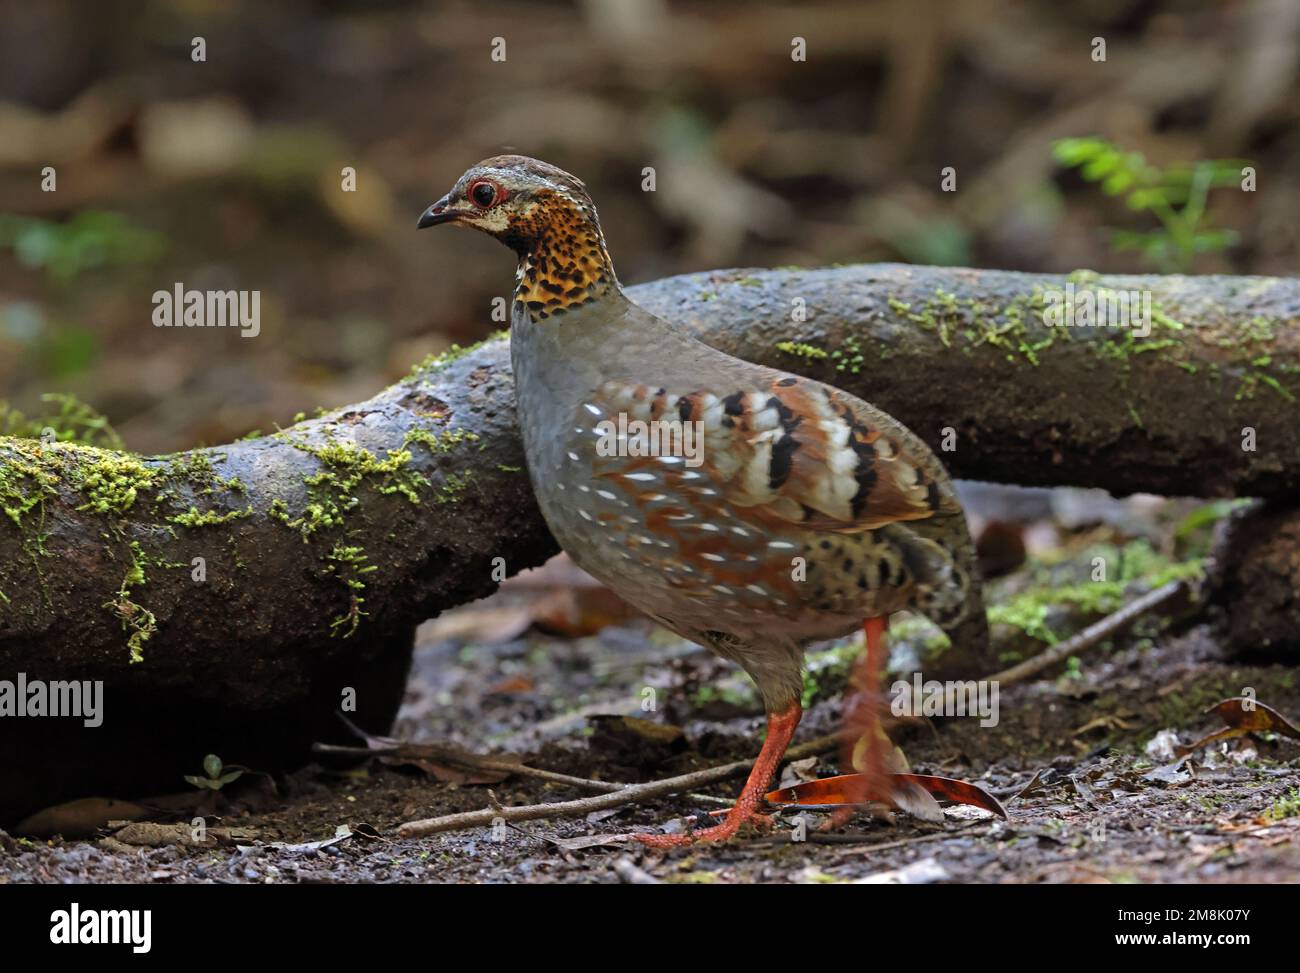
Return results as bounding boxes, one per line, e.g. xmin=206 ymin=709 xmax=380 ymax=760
xmin=4 ymin=549 xmax=1299 ymax=883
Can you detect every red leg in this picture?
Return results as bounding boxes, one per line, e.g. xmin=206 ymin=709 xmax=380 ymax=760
xmin=635 ymin=701 xmax=802 ymax=847
xmin=825 ymin=616 xmax=891 ymax=830
xmin=855 ymin=615 xmax=890 ymax=782
xmin=824 ymin=615 xmax=941 ymax=826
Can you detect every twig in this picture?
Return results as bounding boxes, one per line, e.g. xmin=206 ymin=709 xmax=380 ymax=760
xmin=395 ymin=733 xmax=839 ymax=838
xmin=322 ymin=711 xmax=629 ymax=793
xmin=986 ymin=580 xmax=1186 ymax=688
xmin=313 ymin=740 xmax=624 ymax=794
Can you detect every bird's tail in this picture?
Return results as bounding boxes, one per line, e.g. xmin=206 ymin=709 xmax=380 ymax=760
xmin=936 ymin=510 xmax=993 ymax=674
xmin=892 ymin=512 xmax=993 ymax=675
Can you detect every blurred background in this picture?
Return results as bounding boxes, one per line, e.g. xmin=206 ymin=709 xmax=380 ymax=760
xmin=0 ymin=0 xmax=1297 ymax=454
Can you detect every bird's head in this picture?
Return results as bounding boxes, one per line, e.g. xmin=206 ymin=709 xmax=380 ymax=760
xmin=419 ymin=155 xmax=618 ymax=318
xmin=418 ymin=156 xmax=604 ymax=254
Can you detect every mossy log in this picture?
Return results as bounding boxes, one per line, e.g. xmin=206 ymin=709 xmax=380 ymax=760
xmin=2 ymin=263 xmax=1298 ymax=821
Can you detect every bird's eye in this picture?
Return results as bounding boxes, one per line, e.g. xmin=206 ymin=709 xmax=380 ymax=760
xmin=470 ymin=182 xmax=497 ymax=208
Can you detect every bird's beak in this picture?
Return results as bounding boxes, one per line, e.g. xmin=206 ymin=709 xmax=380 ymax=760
xmin=417 ymin=195 xmax=459 ymax=228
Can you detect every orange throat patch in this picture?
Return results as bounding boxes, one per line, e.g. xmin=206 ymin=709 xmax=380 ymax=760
xmin=512 ymin=195 xmax=617 ymax=320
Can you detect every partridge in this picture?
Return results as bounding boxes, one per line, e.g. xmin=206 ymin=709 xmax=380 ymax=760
xmin=419 ymin=156 xmax=987 ymax=844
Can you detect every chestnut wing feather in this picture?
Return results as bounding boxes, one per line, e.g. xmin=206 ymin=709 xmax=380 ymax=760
xmin=585 ymin=374 xmax=953 ymax=533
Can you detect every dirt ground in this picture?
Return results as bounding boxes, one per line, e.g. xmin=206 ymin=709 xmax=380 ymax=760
xmin=3 ymin=585 xmax=1298 ymax=884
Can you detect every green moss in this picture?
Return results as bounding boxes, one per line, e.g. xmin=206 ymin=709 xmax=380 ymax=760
xmin=1265 ymin=788 xmax=1300 ymax=822
xmin=273 ymin=435 xmax=427 ymax=539
xmin=71 ymin=452 xmax=160 ymax=515
xmin=890 ymin=288 xmax=1060 ymax=366
xmin=1236 ymin=367 xmax=1296 ymax=403
xmin=1204 ymin=315 xmax=1295 ymax=402
xmin=801 ymin=638 xmax=859 ymax=707
xmin=0 ymin=444 xmax=59 ymax=528
xmin=402 ymin=426 xmax=480 ymax=454
xmin=104 ymin=540 xmax=157 ymax=664
xmin=170 ymin=506 xmax=253 ymax=527
xmin=775 ymin=341 xmax=829 ymax=361
xmin=325 ymin=542 xmax=377 ymax=638
xmin=407 ymin=332 xmax=507 ymax=379
xmin=261 ymin=424 xmax=480 ymax=638
xmin=2 ymin=411 xmax=482 ymax=648
xmin=433 ymin=470 xmax=474 ymax=504
xmin=881 ymin=279 xmax=1293 ymax=396
xmin=0 ymin=393 xmax=123 ymax=449
xmin=1066 ymin=269 xmax=1102 ymax=286
xmin=989 ymin=540 xmax=1204 ymax=645
xmin=1152 ymin=678 xmax=1235 ymax=730
xmin=989 ymin=598 xmax=1059 ymax=645
xmin=692 ymin=683 xmax=756 ymax=709
xmin=161 ymin=451 xmax=247 ymax=499
xmin=1093 ymin=296 xmax=1184 ymax=366
xmin=829 ymin=334 xmax=864 ymax=374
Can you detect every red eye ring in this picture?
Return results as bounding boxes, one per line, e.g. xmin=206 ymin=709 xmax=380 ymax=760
xmin=469 ymin=181 xmax=498 ymax=208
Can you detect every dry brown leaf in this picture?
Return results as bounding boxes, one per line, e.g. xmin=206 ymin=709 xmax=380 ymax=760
xmin=764 ymin=772 xmax=1008 ymax=819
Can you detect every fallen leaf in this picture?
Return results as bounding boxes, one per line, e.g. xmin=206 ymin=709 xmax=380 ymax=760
xmin=530 ymin=586 xmax=640 ymax=637
xmin=1176 ymin=697 xmax=1300 ymax=757
xmin=15 ymin=797 xmax=151 ymax=838
xmin=485 ymin=675 xmax=536 ymax=696
xmin=107 ymin=821 xmax=256 ymax=847
xmin=776 ymin=755 xmax=822 ymax=790
xmin=1069 ymin=774 xmax=1101 ymax=805
xmin=332 ymin=715 xmax=516 ymax=784
xmin=416 ymin=554 xmax=640 ymax=645
xmin=265 ymin=824 xmax=357 ymax=853
xmin=1143 ymin=756 xmax=1195 ymax=786
xmin=545 ymin=833 xmax=633 ymax=851
xmin=764 ymin=772 xmax=1008 ymax=819
xmin=1011 ymin=768 xmax=1054 ymax=801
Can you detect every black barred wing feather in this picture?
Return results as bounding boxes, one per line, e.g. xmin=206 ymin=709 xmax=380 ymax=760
xmin=582 ymin=374 xmax=954 ymax=533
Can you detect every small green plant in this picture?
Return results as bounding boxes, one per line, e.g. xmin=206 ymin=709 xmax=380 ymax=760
xmin=184 ymin=753 xmax=244 ymax=791
xmin=0 ymin=392 xmax=123 ymax=448
xmin=1052 ymin=137 xmax=1249 ymax=272
xmin=1264 ymin=787 xmax=1300 ymax=822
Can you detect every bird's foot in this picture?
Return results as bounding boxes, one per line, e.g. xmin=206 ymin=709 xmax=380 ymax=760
xmin=633 ymin=815 xmax=750 ymax=847
xmin=633 ymin=701 xmax=801 ymax=848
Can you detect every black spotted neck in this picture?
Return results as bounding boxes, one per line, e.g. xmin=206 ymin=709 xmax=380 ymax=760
xmin=510 ymin=193 xmax=618 ymax=320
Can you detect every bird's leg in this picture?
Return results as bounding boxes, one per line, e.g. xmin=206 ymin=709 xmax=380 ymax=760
xmin=634 ymin=701 xmax=802 ymax=847
xmin=823 ymin=615 xmax=891 ymax=830
xmin=855 ymin=614 xmax=891 ymax=782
